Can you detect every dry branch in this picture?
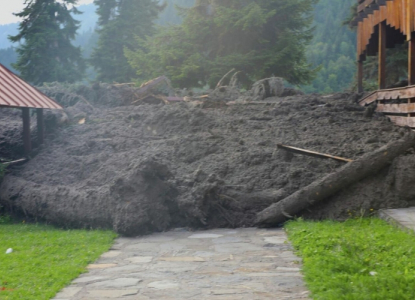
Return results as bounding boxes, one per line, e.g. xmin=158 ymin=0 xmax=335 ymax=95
xmin=277 ymin=144 xmax=353 ymax=163
xmin=216 ymin=68 xmax=236 ymax=88
xmin=255 ymin=131 xmax=415 ymax=226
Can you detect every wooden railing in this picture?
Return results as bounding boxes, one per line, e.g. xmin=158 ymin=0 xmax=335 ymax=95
xmin=359 ymin=85 xmax=415 ymax=128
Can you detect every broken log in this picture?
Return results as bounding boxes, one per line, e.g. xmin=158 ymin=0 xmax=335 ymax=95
xmin=2 ymin=159 xmax=27 ymax=166
xmin=277 ymin=144 xmax=353 ymax=163
xmin=255 ymin=131 xmax=415 ymax=226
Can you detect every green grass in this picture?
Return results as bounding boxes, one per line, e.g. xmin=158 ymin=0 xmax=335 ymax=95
xmin=0 ymin=222 xmax=116 ymax=300
xmin=285 ymin=218 xmax=415 ymax=300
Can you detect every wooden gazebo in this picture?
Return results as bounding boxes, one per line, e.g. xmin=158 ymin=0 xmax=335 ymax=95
xmin=354 ymin=0 xmax=415 ymax=127
xmin=0 ymin=63 xmax=62 ymax=155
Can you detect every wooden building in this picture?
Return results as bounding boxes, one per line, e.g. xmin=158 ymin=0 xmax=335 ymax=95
xmin=354 ymin=0 xmax=415 ymax=127
xmin=0 ymin=63 xmax=62 ymax=155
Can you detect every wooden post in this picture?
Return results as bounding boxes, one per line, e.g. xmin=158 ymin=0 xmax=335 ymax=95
xmin=22 ymin=107 xmax=31 ymax=155
xmin=409 ymin=32 xmax=415 ymax=85
xmin=358 ymin=60 xmax=364 ymax=93
xmin=36 ymin=108 xmax=44 ymax=145
xmin=378 ymin=21 xmax=387 ymax=89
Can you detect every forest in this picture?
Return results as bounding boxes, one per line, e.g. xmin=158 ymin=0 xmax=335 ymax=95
xmin=0 ymin=0 xmax=357 ymax=93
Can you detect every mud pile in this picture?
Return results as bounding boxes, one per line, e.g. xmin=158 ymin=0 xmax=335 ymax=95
xmin=0 ymin=89 xmax=413 ymax=235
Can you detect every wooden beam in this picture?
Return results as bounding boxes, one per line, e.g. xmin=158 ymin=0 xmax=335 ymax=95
xmin=277 ymin=144 xmax=353 ymax=163
xmin=358 ymin=60 xmax=364 ymax=93
xmin=387 ymin=116 xmax=415 ymax=127
xmin=378 ymin=21 xmax=387 ymax=89
xmin=377 ymin=103 xmax=415 ymax=113
xmin=409 ymin=32 xmax=415 ymax=85
xmin=36 ymin=108 xmax=44 ymax=145
xmin=22 ymin=107 xmax=31 ymax=155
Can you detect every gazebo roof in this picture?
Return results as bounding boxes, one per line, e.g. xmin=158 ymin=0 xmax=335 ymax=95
xmin=0 ymin=63 xmax=62 ymax=110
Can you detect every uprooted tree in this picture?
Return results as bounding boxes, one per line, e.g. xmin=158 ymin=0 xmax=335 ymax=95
xmin=125 ymin=0 xmax=318 ymax=88
xmin=255 ymin=131 xmax=415 ymax=226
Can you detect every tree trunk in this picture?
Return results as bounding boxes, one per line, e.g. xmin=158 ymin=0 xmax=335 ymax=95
xmin=255 ymin=131 xmax=415 ymax=226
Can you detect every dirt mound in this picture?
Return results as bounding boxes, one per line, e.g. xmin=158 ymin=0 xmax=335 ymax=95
xmin=0 ymin=89 xmax=413 ymax=235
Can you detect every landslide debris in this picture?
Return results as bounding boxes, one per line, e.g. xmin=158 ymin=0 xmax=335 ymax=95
xmin=0 ymin=86 xmax=412 ymax=235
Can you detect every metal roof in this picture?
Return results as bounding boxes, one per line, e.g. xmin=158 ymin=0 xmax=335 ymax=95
xmin=0 ymin=63 xmax=62 ymax=109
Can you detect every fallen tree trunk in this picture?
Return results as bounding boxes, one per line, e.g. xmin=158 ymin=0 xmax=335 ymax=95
xmin=255 ymin=131 xmax=415 ymax=226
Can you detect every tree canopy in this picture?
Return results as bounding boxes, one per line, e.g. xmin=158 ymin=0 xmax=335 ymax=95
xmin=9 ymin=0 xmax=85 ymax=85
xmin=126 ymin=0 xmax=318 ymax=88
xmin=90 ymin=0 xmax=162 ymax=83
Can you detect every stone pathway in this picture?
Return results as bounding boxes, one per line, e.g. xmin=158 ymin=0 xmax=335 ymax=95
xmin=53 ymin=228 xmax=309 ymax=300
xmin=379 ymin=207 xmax=415 ymax=232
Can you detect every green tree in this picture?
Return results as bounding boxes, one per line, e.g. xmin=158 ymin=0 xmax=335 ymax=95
xmin=302 ymin=0 xmax=357 ymax=93
xmin=126 ymin=0 xmax=318 ymax=88
xmin=90 ymin=0 xmax=162 ymax=83
xmin=9 ymin=0 xmax=85 ymax=85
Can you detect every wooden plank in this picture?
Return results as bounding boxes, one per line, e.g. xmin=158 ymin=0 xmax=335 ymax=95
xmin=359 ymin=85 xmax=415 ymax=106
xmin=277 ymin=144 xmax=353 ymax=163
xmin=409 ymin=32 xmax=415 ymax=85
xmin=36 ymin=108 xmax=44 ymax=145
xmin=2 ymin=158 xmax=27 ymax=166
xmin=377 ymin=103 xmax=415 ymax=113
xmin=22 ymin=107 xmax=31 ymax=155
xmin=358 ymin=60 xmax=364 ymax=93
xmin=359 ymin=91 xmax=378 ymax=106
xmin=387 ymin=115 xmax=415 ymax=127
xmin=379 ymin=21 xmax=387 ymax=89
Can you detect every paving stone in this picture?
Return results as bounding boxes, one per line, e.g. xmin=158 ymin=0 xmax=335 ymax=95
xmin=214 ymin=243 xmax=263 ymax=253
xmin=277 ymin=267 xmax=301 ymax=272
xmin=52 ymin=228 xmax=308 ymax=300
xmin=101 ymin=264 xmax=147 ymax=273
xmin=124 ymin=243 xmax=158 ymax=251
xmin=87 ymin=263 xmax=117 ymax=269
xmin=100 ymin=251 xmax=121 ymax=258
xmin=188 ymin=233 xmax=224 ymax=239
xmin=139 ymin=235 xmax=176 ymax=242
xmin=73 ymin=276 xmax=107 ymax=284
xmin=54 ymin=287 xmax=82 ymax=298
xmin=147 ymin=280 xmax=179 ymax=290
xmin=264 ymin=236 xmax=287 ymax=244
xmin=87 ymin=278 xmax=142 ymax=288
xmin=86 ymin=289 xmax=139 ymax=297
xmin=211 ymin=289 xmax=249 ymax=295
xmin=158 ymin=256 xmax=206 ymax=262
xmin=125 ymin=256 xmax=153 ymax=263
xmin=159 ymin=242 xmax=187 ymax=252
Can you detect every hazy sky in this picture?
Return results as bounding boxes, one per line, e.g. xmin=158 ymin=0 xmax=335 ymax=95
xmin=0 ymin=0 xmax=94 ymax=25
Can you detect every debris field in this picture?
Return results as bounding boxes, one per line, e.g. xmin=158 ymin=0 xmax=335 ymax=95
xmin=1 ymin=83 xmax=414 ymax=236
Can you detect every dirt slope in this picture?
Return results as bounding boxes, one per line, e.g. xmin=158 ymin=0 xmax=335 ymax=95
xmin=0 ymin=89 xmax=412 ymax=235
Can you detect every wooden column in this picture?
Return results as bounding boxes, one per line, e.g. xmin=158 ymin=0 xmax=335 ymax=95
xmin=378 ymin=21 xmax=387 ymax=89
xmin=36 ymin=108 xmax=44 ymax=145
xmin=409 ymin=32 xmax=415 ymax=85
xmin=358 ymin=60 xmax=364 ymax=93
xmin=22 ymin=107 xmax=31 ymax=155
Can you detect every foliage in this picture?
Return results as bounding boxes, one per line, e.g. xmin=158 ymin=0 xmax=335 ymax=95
xmin=9 ymin=0 xmax=86 ymax=85
xmin=90 ymin=0 xmax=163 ymax=83
xmin=126 ymin=0 xmax=318 ymax=88
xmin=302 ymin=0 xmax=357 ymax=93
xmin=286 ymin=218 xmax=415 ymax=300
xmin=0 ymin=47 xmax=18 ymax=73
xmin=157 ymin=0 xmax=195 ymax=25
xmin=0 ymin=223 xmax=116 ymax=299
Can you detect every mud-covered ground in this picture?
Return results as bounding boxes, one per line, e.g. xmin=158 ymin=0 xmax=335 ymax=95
xmin=0 ymin=87 xmax=414 ymax=235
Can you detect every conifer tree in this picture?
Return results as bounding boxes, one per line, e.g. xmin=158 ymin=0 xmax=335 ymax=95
xmin=9 ymin=0 xmax=85 ymax=85
xmin=90 ymin=0 xmax=162 ymax=83
xmin=126 ymin=0 xmax=318 ymax=88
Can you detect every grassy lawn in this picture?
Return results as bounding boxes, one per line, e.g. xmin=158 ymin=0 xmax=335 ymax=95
xmin=0 ymin=221 xmax=116 ymax=300
xmin=286 ymin=218 xmax=415 ymax=300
